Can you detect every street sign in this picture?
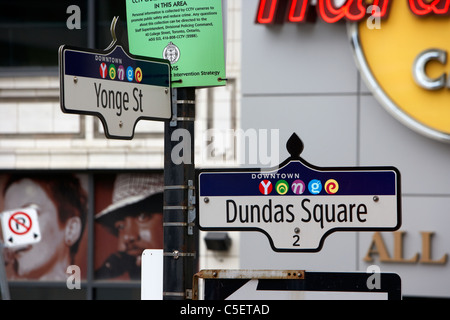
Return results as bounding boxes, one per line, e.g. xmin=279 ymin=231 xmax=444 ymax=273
xmin=198 ymin=134 xmax=401 ymax=252
xmin=125 ymin=0 xmax=226 ymax=88
xmin=1 ymin=207 xmax=41 ymax=248
xmin=193 ymin=270 xmax=402 ymax=300
xmin=59 ymin=18 xmax=172 ymax=140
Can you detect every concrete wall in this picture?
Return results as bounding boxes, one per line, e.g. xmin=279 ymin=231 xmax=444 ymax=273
xmin=0 ymin=1 xmax=243 ymax=279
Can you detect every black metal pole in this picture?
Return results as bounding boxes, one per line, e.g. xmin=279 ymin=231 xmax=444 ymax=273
xmin=163 ymin=87 xmax=198 ymax=300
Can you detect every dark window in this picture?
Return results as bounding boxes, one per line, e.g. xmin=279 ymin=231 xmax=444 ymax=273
xmin=0 ymin=1 xmax=88 ymax=67
xmin=0 ymin=0 xmax=127 ymax=69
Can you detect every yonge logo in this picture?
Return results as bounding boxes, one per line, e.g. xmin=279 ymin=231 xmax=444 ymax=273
xmin=257 ymin=178 xmax=340 ymax=196
xmin=259 ymin=180 xmax=273 ymax=195
xmin=98 ymin=61 xmax=143 ymax=83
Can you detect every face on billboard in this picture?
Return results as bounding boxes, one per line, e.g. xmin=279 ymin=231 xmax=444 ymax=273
xmin=1 ymin=174 xmax=88 ymax=281
xmin=114 ymin=211 xmax=163 ymax=262
xmin=94 ymin=173 xmax=164 ymax=280
xmin=3 ymin=179 xmax=67 ymax=279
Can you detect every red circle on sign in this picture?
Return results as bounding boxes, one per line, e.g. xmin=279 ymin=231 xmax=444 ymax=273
xmin=99 ymin=63 xmax=107 ymax=79
xmin=8 ymin=212 xmax=32 ymax=235
xmin=259 ymin=180 xmax=273 ymax=195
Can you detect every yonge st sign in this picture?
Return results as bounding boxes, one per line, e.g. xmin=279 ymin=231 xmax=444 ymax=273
xmin=256 ymin=0 xmax=450 ymax=24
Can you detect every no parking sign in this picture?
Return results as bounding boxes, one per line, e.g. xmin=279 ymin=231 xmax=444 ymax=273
xmin=1 ymin=207 xmax=41 ymax=247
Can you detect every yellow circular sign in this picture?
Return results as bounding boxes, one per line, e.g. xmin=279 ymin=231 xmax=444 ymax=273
xmin=351 ymin=1 xmax=450 ymax=141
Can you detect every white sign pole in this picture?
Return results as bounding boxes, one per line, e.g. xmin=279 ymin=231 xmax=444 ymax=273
xmin=141 ymin=249 xmax=164 ymax=300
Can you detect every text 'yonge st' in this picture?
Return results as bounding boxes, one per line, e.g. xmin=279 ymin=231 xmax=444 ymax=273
xmin=59 ymin=43 xmax=171 ymax=139
xmin=255 ymin=0 xmax=450 ymax=24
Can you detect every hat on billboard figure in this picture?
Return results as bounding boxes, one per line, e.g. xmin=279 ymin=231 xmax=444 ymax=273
xmin=95 ymin=173 xmax=164 ymax=280
xmin=95 ymin=173 xmax=164 ymax=232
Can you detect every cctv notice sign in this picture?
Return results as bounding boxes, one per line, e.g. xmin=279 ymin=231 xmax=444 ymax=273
xmin=126 ymin=0 xmax=226 ymax=88
xmin=198 ymin=135 xmax=401 ymax=252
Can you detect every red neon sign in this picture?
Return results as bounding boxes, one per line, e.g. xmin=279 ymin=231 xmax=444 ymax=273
xmin=256 ymin=0 xmax=449 ymax=24
xmin=318 ymin=0 xmax=366 ymax=23
xmin=256 ymin=0 xmax=289 ymax=24
xmin=288 ymin=0 xmax=310 ymax=22
xmin=371 ymin=0 xmax=392 ymax=18
xmin=408 ymin=0 xmax=450 ymax=16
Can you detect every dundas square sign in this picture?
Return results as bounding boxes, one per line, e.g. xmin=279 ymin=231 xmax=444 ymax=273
xmin=256 ymin=0 xmax=450 ymax=142
xmin=198 ymin=134 xmax=401 ymax=252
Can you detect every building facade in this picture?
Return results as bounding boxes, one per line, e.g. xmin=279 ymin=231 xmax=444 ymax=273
xmin=239 ymin=0 xmax=450 ymax=299
xmin=1 ymin=0 xmax=450 ymax=300
xmin=0 ymin=0 xmax=241 ymax=299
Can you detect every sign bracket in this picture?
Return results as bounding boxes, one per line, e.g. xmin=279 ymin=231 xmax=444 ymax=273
xmin=193 ymin=269 xmax=401 ymax=300
xmin=193 ymin=269 xmax=306 ymax=300
xmin=105 ymin=16 xmax=119 ymax=50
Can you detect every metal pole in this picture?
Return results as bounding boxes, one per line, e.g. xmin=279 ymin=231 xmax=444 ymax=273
xmin=0 ymin=242 xmax=11 ymax=300
xmin=163 ymin=87 xmax=198 ymax=300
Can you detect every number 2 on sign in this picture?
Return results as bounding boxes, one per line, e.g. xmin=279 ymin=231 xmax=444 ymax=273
xmin=293 ymin=235 xmax=300 ymax=247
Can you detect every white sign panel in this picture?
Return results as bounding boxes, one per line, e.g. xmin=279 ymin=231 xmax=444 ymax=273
xmin=199 ymin=158 xmax=401 ymax=252
xmin=141 ymin=249 xmax=163 ymax=300
xmin=1 ymin=207 xmax=41 ymax=248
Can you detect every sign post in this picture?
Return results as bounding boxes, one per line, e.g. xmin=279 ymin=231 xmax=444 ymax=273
xmin=125 ymin=0 xmax=226 ymax=300
xmin=162 ymin=87 xmax=198 ymax=300
xmin=198 ymin=133 xmax=401 ymax=252
xmin=61 ymin=2 xmax=226 ymax=298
